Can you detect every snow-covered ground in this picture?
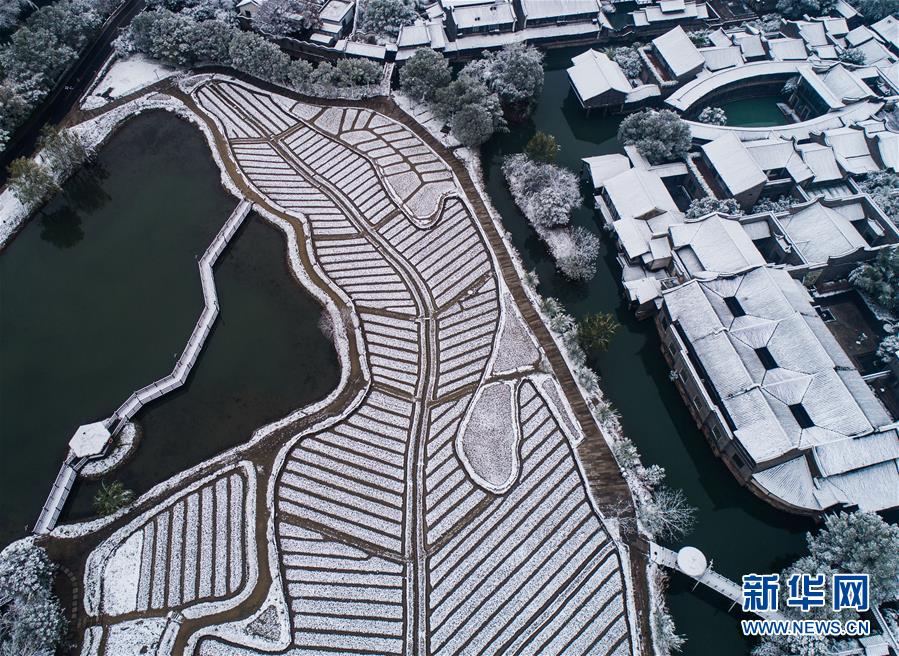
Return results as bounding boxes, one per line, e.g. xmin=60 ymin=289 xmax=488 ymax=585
xmin=82 ymin=55 xmax=177 ymax=110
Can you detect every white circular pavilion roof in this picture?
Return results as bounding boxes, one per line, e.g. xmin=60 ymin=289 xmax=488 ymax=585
xmin=676 ymin=546 xmax=708 ymax=577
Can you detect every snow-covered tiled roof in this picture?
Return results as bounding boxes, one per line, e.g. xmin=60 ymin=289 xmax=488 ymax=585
xmin=824 ymin=126 xmax=880 ymax=175
xmin=744 ymin=138 xmax=814 ymax=184
xmin=603 ymin=168 xmax=680 ymax=221
xmin=735 ymin=33 xmax=766 ymax=58
xmin=796 ymin=142 xmax=844 ymax=182
xmin=670 ymin=213 xmax=766 ymax=277
xmin=567 ymin=50 xmax=633 ymax=102
xmin=521 ymin=0 xmax=599 ymax=19
xmin=652 ymin=26 xmax=705 ymax=78
xmin=451 ymin=1 xmax=516 ymax=29
xmin=700 ymin=45 xmax=744 ymax=71
xmin=767 ymin=37 xmax=808 ymax=61
xmin=701 ymin=133 xmax=767 ymax=196
xmin=871 ymin=15 xmax=899 ymax=51
xmin=582 ymin=154 xmax=631 ymax=188
xmin=776 ymin=198 xmax=869 ymax=264
xmin=662 ymin=266 xmax=898 ymax=512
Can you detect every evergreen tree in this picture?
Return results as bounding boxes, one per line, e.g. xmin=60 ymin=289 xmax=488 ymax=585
xmin=525 ymin=131 xmax=558 ymax=163
xmin=399 ymin=48 xmax=451 ymax=102
xmin=617 ymin=109 xmax=692 ymax=164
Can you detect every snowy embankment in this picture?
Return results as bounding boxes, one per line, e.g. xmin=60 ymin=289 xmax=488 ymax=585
xmin=82 ymin=55 xmax=177 ymax=110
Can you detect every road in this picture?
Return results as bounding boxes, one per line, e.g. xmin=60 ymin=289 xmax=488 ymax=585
xmin=0 ymin=0 xmax=145 ymax=186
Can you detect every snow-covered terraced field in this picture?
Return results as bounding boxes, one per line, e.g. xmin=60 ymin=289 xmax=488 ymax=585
xmin=75 ymin=78 xmax=634 ymax=656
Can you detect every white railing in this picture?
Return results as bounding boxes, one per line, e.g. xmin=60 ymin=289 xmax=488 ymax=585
xmin=109 ymin=199 xmax=252 ymax=432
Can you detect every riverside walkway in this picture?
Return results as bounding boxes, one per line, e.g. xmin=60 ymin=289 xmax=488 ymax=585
xmin=34 ymin=198 xmax=253 ymax=535
xmin=648 ymin=542 xmax=786 ymax=621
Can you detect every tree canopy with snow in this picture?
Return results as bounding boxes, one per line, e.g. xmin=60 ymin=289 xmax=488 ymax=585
xmin=399 ymin=48 xmax=451 ymax=102
xmin=0 ymin=0 xmax=119 ymax=153
xmin=7 ymin=158 xmax=59 ymax=208
xmin=686 ymin=196 xmax=743 ymax=219
xmin=255 ymin=0 xmax=322 ymax=37
xmin=849 ymin=246 xmax=898 ymax=314
xmin=617 ymin=109 xmax=692 ymax=164
xmin=460 ymin=43 xmax=545 ymax=120
xmin=808 ymin=511 xmax=899 ymax=605
xmin=848 ymin=0 xmax=899 ymax=20
xmin=0 ymin=542 xmax=67 ymax=656
xmin=433 ymin=75 xmax=506 ymax=147
xmin=357 ymin=0 xmax=416 ymax=38
xmin=776 ymin=0 xmax=836 ymax=18
xmin=556 ymin=227 xmax=600 ymax=281
xmin=502 ymin=154 xmax=580 ymax=229
xmin=857 ymin=170 xmax=898 ymax=226
xmin=608 ymin=46 xmax=643 ymax=78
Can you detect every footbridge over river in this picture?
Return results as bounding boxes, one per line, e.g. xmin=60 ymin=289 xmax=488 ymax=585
xmin=648 ymin=542 xmax=786 ymax=621
xmin=33 ymin=199 xmax=253 ymax=535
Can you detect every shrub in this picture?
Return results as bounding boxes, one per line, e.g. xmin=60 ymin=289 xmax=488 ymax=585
xmin=685 ymin=196 xmax=743 ymax=219
xmin=849 ymin=246 xmax=898 ymax=313
xmin=524 ymin=131 xmax=558 ymax=163
xmin=578 ymin=312 xmax=620 ymax=353
xmin=93 ymin=480 xmax=134 ymax=516
xmin=697 ymin=106 xmax=727 ymax=126
xmin=838 ymin=48 xmax=866 ymax=65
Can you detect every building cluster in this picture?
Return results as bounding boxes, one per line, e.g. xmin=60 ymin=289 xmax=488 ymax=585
xmin=582 ymin=17 xmax=899 ymax=511
xmin=569 ymin=16 xmax=898 ymax=114
xmin=237 ymin=0 xmax=615 ymax=61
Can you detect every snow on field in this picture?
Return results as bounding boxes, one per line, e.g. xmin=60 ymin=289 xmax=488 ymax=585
xmin=491 ymin=294 xmax=541 ymax=375
xmin=82 ymin=55 xmax=177 ymax=110
xmin=103 ymin=618 xmax=168 ymax=656
xmin=101 ymin=530 xmax=143 ymax=615
xmin=457 ymin=382 xmax=520 ymax=494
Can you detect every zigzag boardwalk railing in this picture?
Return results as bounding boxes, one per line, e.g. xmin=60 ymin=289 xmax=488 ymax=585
xmin=34 ymin=198 xmax=252 ymax=535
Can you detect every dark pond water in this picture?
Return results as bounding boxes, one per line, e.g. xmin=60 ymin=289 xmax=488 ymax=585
xmin=482 ymin=48 xmax=814 ymax=655
xmin=721 ymin=95 xmax=789 ymax=127
xmin=0 ymin=111 xmax=338 ymax=543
